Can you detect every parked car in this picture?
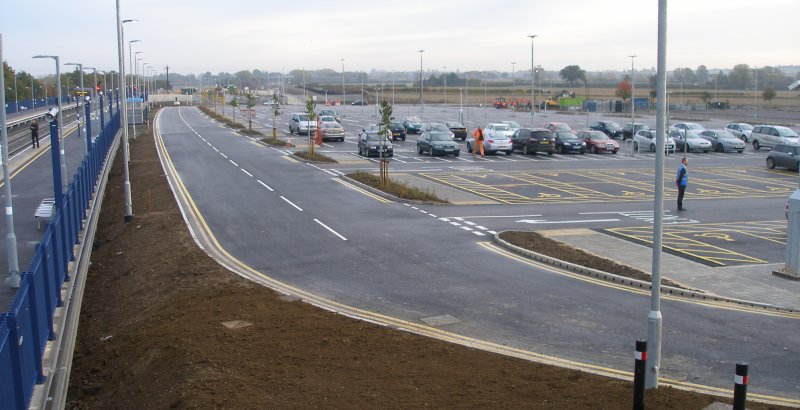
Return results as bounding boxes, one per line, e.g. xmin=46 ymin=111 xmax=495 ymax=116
xmin=620 ymin=123 xmax=649 ymax=140
xmin=766 ymin=143 xmax=800 ymax=171
xmin=510 ymin=128 xmax=555 ymax=155
xmin=319 ymin=115 xmax=337 ymax=124
xmin=319 ymin=122 xmax=345 ymax=142
xmin=402 ymin=116 xmax=423 ymax=134
xmin=554 ymin=131 xmax=586 ymax=154
xmin=750 ymin=125 xmax=800 ymax=150
xmin=417 ymin=131 xmax=461 ymax=157
xmin=542 ymin=122 xmax=572 ymax=133
xmin=485 ymin=123 xmax=515 ymax=139
xmin=670 ymin=129 xmax=711 ymax=153
xmin=420 ymin=123 xmax=455 ymax=139
xmin=577 ymin=130 xmax=619 ymax=154
xmin=724 ymin=123 xmax=753 ymax=142
xmin=358 ymin=132 xmax=393 ymax=157
xmin=388 ymin=122 xmax=406 ymax=141
xmin=318 ymin=109 xmax=340 ymax=122
xmin=673 ymin=122 xmax=705 ymax=133
xmin=698 ymin=129 xmax=746 ymax=153
xmin=632 ymin=129 xmax=675 ymax=152
xmin=467 ymin=131 xmax=513 ymax=155
xmin=289 ymin=112 xmax=316 ymax=135
xmin=501 ymin=120 xmax=522 ymax=133
xmin=589 ymin=121 xmax=622 ymax=139
xmin=351 ymin=100 xmax=368 ymax=106
xmin=445 ymin=121 xmax=467 ymax=140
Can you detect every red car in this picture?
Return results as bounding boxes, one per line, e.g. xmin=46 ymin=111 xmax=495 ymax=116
xmin=577 ymin=130 xmax=619 ymax=154
xmin=542 ymin=122 xmax=573 ymax=133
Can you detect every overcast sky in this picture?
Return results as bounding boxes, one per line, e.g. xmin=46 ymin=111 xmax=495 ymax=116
xmin=2 ymin=0 xmax=797 ymax=78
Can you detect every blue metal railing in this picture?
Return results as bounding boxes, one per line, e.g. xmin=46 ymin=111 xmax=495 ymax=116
xmin=0 ymin=101 xmax=121 ymax=409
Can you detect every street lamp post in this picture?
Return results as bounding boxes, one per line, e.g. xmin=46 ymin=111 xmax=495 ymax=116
xmin=528 ymin=34 xmax=538 ymax=127
xmin=128 ymin=40 xmax=141 ymax=96
xmin=511 ymin=61 xmax=516 ymax=117
xmin=392 ymin=69 xmax=395 ymax=105
xmin=2 ymin=35 xmax=21 ymax=288
xmin=629 ymin=55 xmax=637 ymax=139
xmin=12 ymin=70 xmax=18 ymax=112
xmin=29 ymin=77 xmax=34 ymax=110
xmin=32 ymin=54 xmax=66 ymax=191
xmin=341 ymin=58 xmax=345 ymax=105
xmin=419 ymin=49 xmax=424 ymax=120
xmin=120 ymin=12 xmax=137 ymax=222
xmin=753 ymin=66 xmax=758 ymax=122
xmin=65 ymin=62 xmax=85 ymax=142
xmin=443 ymin=65 xmax=447 ymax=110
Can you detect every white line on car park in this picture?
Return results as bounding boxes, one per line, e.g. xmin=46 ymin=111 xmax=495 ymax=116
xmin=229 ymin=160 xmax=239 ymax=167
xmin=314 ymin=219 xmax=348 ymax=241
xmin=257 ymin=180 xmax=274 ymax=191
xmin=280 ymin=196 xmax=303 ymax=212
xmin=241 ymin=169 xmax=253 ymax=177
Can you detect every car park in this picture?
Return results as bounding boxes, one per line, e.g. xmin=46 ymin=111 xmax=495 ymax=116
xmin=318 ymin=109 xmax=340 ymax=122
xmin=358 ymin=132 xmax=393 ymax=157
xmin=699 ymin=129 xmax=746 ymax=153
xmin=670 ymin=129 xmax=711 ymax=153
xmin=445 ymin=121 xmax=467 ymax=140
xmin=750 ymin=125 xmax=800 ymax=150
xmin=766 ymin=143 xmax=800 ymax=171
xmin=289 ymin=112 xmax=316 ymax=135
xmin=577 ymin=130 xmax=619 ymax=154
xmin=620 ymin=123 xmax=649 ymax=140
xmin=725 ymin=123 xmax=753 ymax=142
xmin=485 ymin=123 xmax=515 ymax=139
xmin=673 ymin=122 xmax=705 ymax=133
xmin=417 ymin=131 xmax=461 ymax=157
xmin=420 ymin=123 xmax=455 ymax=139
xmin=388 ymin=122 xmax=406 ymax=141
xmin=632 ymin=129 xmax=675 ymax=152
xmin=402 ymin=116 xmax=423 ymax=134
xmin=554 ymin=131 xmax=586 ymax=154
xmin=589 ymin=121 xmax=622 ymax=139
xmin=510 ymin=128 xmax=555 ymax=155
xmin=467 ymin=132 xmax=513 ymax=156
xmin=319 ymin=122 xmax=345 ymax=142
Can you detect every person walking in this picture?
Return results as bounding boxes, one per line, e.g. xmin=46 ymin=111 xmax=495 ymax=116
xmin=30 ymin=119 xmax=40 ymax=149
xmin=472 ymin=126 xmax=485 ymax=158
xmin=676 ymin=157 xmax=688 ymax=211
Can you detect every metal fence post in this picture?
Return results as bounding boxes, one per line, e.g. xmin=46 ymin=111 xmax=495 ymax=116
xmin=733 ymin=362 xmax=749 ymax=410
xmin=633 ymin=339 xmax=647 ymax=410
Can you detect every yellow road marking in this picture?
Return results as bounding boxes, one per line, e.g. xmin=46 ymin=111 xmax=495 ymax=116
xmin=332 ymin=178 xmax=390 ymax=203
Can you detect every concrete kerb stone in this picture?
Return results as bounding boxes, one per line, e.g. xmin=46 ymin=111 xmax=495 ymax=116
xmin=492 ymin=231 xmax=798 ymax=314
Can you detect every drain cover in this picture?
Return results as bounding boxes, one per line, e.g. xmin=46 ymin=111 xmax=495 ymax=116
xmin=420 ymin=314 xmax=461 ymax=327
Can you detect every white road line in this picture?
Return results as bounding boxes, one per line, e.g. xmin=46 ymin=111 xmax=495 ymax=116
xmin=229 ymin=160 xmax=239 ymax=167
xmin=449 ymin=221 xmax=461 ymax=226
xmin=472 ymin=231 xmax=486 ymax=236
xmin=212 ymin=147 xmax=219 ymax=152
xmin=220 ymin=153 xmax=229 ymax=159
xmin=241 ymin=169 xmax=253 ymax=177
xmin=314 ymin=219 xmax=348 ymax=241
xmin=488 ymin=231 xmax=497 ymax=235
xmin=460 ymin=226 xmax=473 ymax=231
xmin=429 ymin=214 xmax=437 ymax=218
xmin=419 ymin=210 xmax=428 ymax=214
xmin=257 ymin=180 xmax=274 ymax=191
xmin=280 ymin=196 xmax=303 ymax=211
xmin=439 ymin=217 xmax=451 ymax=222
xmin=464 ymin=221 xmax=476 ymax=226
xmin=475 ymin=225 xmax=488 ymax=230
xmin=206 ymin=141 xmax=212 ymax=146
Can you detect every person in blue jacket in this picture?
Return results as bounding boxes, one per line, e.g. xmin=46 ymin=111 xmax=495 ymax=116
xmin=676 ymin=157 xmax=688 ymax=211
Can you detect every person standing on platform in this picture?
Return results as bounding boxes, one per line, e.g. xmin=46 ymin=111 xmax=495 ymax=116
xmin=30 ymin=119 xmax=40 ymax=149
xmin=676 ymin=157 xmax=689 ymax=211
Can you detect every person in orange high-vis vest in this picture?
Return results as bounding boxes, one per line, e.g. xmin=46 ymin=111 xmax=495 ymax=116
xmin=472 ymin=127 xmax=485 ymax=157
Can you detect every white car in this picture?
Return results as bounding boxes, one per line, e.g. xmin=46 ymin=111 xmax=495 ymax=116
xmin=750 ymin=125 xmax=800 ymax=151
xmin=289 ymin=112 xmax=316 ymax=135
xmin=724 ymin=123 xmax=754 ymax=142
xmin=319 ymin=115 xmax=337 ymax=124
xmin=485 ymin=123 xmax=515 ymax=139
xmin=633 ymin=129 xmax=675 ymax=153
xmin=673 ymin=122 xmax=705 ymax=133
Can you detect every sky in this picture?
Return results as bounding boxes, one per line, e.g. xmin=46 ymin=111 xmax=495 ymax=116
xmin=2 ymin=0 xmax=798 ymax=78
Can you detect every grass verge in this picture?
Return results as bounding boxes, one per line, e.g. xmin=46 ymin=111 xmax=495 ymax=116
xmin=347 ymin=171 xmax=447 ymax=203
xmin=293 ymin=151 xmax=337 ymax=163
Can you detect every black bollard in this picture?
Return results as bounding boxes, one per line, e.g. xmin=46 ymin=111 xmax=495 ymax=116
xmin=633 ymin=339 xmax=647 ymax=410
xmin=733 ymin=362 xmax=749 ymax=410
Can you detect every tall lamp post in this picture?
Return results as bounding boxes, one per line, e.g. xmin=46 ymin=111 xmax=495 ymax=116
xmin=419 ymin=49 xmax=425 ymax=120
xmin=65 ymin=62 xmax=85 ymax=143
xmin=128 ymin=39 xmax=141 ymax=96
xmin=2 ymin=35 xmax=21 ymax=288
xmin=34 ymin=55 xmax=66 ymax=191
xmin=391 ymin=69 xmax=395 ymax=105
xmin=443 ymin=65 xmax=448 ymax=110
xmin=119 ymin=11 xmax=137 ymax=222
xmin=341 ymin=58 xmax=345 ymax=105
xmin=628 ymin=55 xmax=637 ymax=139
xmin=12 ymin=69 xmax=18 ymax=112
xmin=528 ymin=34 xmax=538 ymax=127
xmin=511 ymin=61 xmax=516 ymax=117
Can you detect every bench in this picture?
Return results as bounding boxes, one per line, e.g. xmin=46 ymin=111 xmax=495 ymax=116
xmin=34 ymin=198 xmax=55 ymax=230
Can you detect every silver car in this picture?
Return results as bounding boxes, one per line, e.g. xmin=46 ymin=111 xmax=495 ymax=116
xmin=633 ymin=130 xmax=675 ymax=153
xmin=750 ymin=125 xmax=800 ymax=151
xmin=420 ymin=123 xmax=455 ymax=139
xmin=724 ymin=123 xmax=753 ymax=142
xmin=485 ymin=123 xmax=515 ymax=139
xmin=670 ymin=129 xmax=711 ymax=153
xmin=699 ymin=130 xmax=746 ymax=153
xmin=466 ymin=133 xmax=513 ymax=155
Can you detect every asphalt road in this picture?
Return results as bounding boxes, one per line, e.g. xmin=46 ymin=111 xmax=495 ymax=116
xmin=156 ymin=105 xmax=800 ymax=401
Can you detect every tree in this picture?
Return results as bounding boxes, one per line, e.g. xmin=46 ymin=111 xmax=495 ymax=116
xmin=559 ymin=65 xmax=586 ymax=87
xmin=672 ymin=67 xmax=695 ymax=86
xmin=615 ymin=78 xmax=632 ymax=100
xmin=305 ymin=95 xmax=317 ymax=158
xmin=699 ymin=91 xmax=713 ymax=109
xmin=245 ymin=92 xmax=257 ymax=131
xmin=229 ymin=96 xmax=239 ymax=121
xmin=695 ymin=65 xmax=709 ymax=85
xmin=270 ymin=93 xmax=281 ymax=143
xmin=762 ymin=86 xmax=776 ymax=103
xmin=728 ymin=64 xmax=752 ymax=90
xmin=377 ymin=99 xmax=393 ymax=183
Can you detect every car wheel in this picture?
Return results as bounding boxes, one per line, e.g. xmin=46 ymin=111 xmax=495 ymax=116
xmin=716 ymin=143 xmax=723 ymax=152
xmin=402 ymin=136 xmax=406 ymax=141
xmin=612 ymin=150 xmax=618 ymax=154
xmin=466 ymin=142 xmax=472 ymax=152
xmin=506 ymin=150 xmax=513 ymax=156
xmin=633 ymin=142 xmax=638 ymax=151
xmin=649 ymin=143 xmax=656 ymax=153
xmin=418 ymin=145 xmax=423 ymax=154
xmin=429 ymin=147 xmax=434 ymax=156
xmin=523 ymin=145 xmax=529 ymax=155
xmin=547 ymin=151 xmax=553 ymax=156
xmin=753 ymin=140 xmax=760 ymax=150
xmin=591 ymin=145 xmax=597 ymax=154
xmin=767 ymin=157 xmax=775 ymax=169
xmin=454 ymin=152 xmax=460 ymax=157
xmin=737 ymin=150 xmax=744 ymax=154
xmin=703 ymin=150 xmax=709 ymax=153
xmin=461 ymin=136 xmax=466 ymax=141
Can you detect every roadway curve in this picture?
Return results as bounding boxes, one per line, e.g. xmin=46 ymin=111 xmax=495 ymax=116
xmin=154 ymin=106 xmax=800 ymax=404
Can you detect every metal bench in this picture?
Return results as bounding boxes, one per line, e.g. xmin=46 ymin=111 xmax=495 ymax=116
xmin=34 ymin=198 xmax=55 ymax=230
